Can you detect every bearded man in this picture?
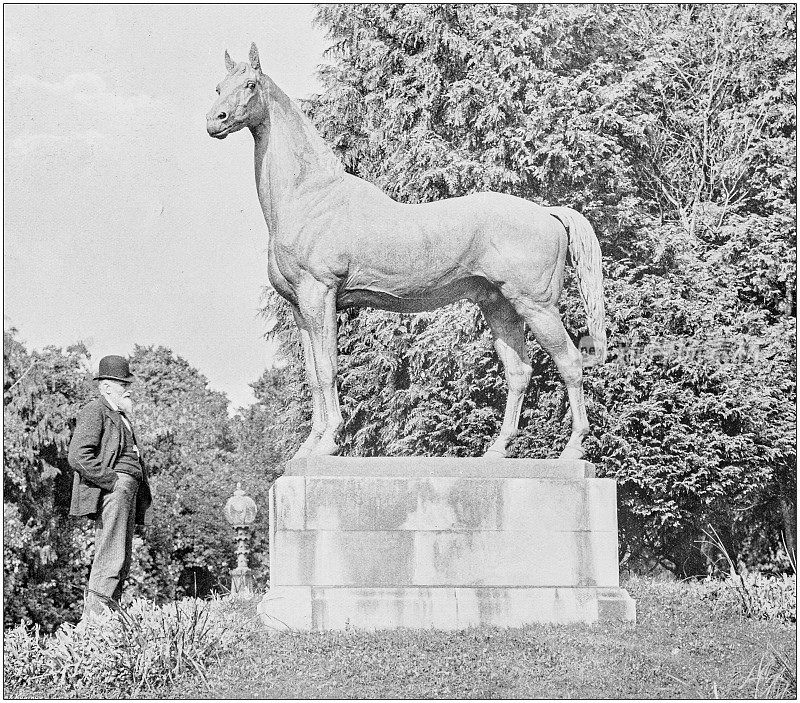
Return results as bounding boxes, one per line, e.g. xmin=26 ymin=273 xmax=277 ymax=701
xmin=68 ymin=355 xmax=152 ymax=618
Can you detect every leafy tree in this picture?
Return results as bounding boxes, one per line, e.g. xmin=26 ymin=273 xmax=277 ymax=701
xmin=128 ymin=345 xmax=250 ymax=598
xmin=3 ymin=330 xmax=94 ymax=630
xmin=617 ymin=5 xmax=796 ymax=234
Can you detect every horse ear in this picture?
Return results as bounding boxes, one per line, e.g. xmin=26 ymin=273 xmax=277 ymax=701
xmin=249 ymin=43 xmax=261 ymax=73
xmin=224 ymin=50 xmax=234 ymax=73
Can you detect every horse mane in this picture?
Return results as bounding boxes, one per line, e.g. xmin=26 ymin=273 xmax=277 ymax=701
xmin=262 ymin=75 xmax=344 ymax=178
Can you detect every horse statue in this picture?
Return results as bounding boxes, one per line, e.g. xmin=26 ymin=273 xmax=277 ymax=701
xmin=206 ymin=44 xmax=607 ymax=461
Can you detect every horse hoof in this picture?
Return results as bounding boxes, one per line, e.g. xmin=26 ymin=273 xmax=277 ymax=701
xmin=483 ymin=447 xmax=507 ymax=459
xmin=292 ymin=432 xmax=324 ymax=459
xmin=291 ymin=444 xmax=313 ymax=460
xmin=312 ymin=437 xmax=339 ymax=456
xmin=559 ymin=445 xmax=584 ymax=461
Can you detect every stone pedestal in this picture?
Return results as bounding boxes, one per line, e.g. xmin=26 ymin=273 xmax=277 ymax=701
xmin=257 ymin=457 xmax=635 ymax=630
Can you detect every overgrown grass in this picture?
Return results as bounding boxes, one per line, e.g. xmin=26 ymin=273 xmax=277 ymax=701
xmin=5 ymin=577 xmax=796 ymax=699
xmin=178 ymin=576 xmax=794 ymax=700
xmin=701 ymin=527 xmax=796 ymax=624
xmin=3 ymin=596 xmax=259 ymax=698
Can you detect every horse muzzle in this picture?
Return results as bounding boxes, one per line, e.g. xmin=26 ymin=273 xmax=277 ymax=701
xmin=206 ymin=118 xmax=230 ymax=139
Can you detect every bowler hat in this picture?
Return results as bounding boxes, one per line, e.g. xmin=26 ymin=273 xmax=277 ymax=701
xmin=94 ymin=355 xmax=135 ymax=383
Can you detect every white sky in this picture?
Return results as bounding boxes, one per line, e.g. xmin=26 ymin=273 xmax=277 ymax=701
xmin=3 ymin=4 xmax=329 ymax=410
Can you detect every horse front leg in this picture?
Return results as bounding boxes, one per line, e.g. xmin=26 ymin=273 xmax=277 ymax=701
xmin=291 ymin=307 xmax=325 ymax=459
xmin=297 ymin=279 xmax=343 ymax=456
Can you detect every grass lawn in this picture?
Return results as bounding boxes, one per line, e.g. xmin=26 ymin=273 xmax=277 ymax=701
xmin=165 ymin=577 xmax=796 ymax=700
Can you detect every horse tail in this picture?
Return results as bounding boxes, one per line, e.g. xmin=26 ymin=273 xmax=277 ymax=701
xmin=547 ymin=206 xmax=607 ymax=364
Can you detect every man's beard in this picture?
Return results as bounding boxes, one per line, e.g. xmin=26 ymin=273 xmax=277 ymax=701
xmin=117 ymin=396 xmax=134 ymax=417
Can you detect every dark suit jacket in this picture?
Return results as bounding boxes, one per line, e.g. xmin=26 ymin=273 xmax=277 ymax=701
xmin=67 ymin=397 xmax=152 ymax=525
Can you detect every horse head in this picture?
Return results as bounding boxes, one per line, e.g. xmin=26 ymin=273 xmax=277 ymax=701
xmin=206 ymin=43 xmax=268 ymax=139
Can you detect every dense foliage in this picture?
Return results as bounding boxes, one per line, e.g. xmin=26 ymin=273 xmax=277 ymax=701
xmin=126 ymin=344 xmax=254 ymax=600
xmin=4 ymin=331 xmax=94 ymax=629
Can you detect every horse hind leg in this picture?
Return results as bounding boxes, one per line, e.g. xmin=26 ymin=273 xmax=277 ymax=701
xmin=511 ymin=300 xmax=589 ymax=460
xmin=478 ymin=295 xmax=532 ymax=458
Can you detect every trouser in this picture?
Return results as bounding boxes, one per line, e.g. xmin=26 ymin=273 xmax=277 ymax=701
xmin=84 ymin=472 xmax=139 ymax=616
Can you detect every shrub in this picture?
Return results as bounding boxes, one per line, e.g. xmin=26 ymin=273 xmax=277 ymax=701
xmin=708 ymin=573 xmax=797 ymax=624
xmin=3 ymin=596 xmax=261 ymax=697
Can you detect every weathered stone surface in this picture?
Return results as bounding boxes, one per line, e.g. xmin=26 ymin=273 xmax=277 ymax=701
xmin=272 ymin=531 xmax=417 ymax=586
xmin=273 ymin=475 xmax=617 ymax=533
xmin=286 ymin=456 xmax=595 ymax=479
xmin=271 ymin=476 xmax=305 ymax=531
xmin=257 ymin=585 xmax=636 ymax=630
xmin=259 ymin=459 xmax=636 ymax=629
xmin=270 ymin=529 xmax=619 ymax=587
xmin=413 ymin=530 xmax=619 ymax=587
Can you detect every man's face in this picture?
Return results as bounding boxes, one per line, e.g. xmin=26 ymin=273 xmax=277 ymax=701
xmin=102 ymin=380 xmax=133 ymax=414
